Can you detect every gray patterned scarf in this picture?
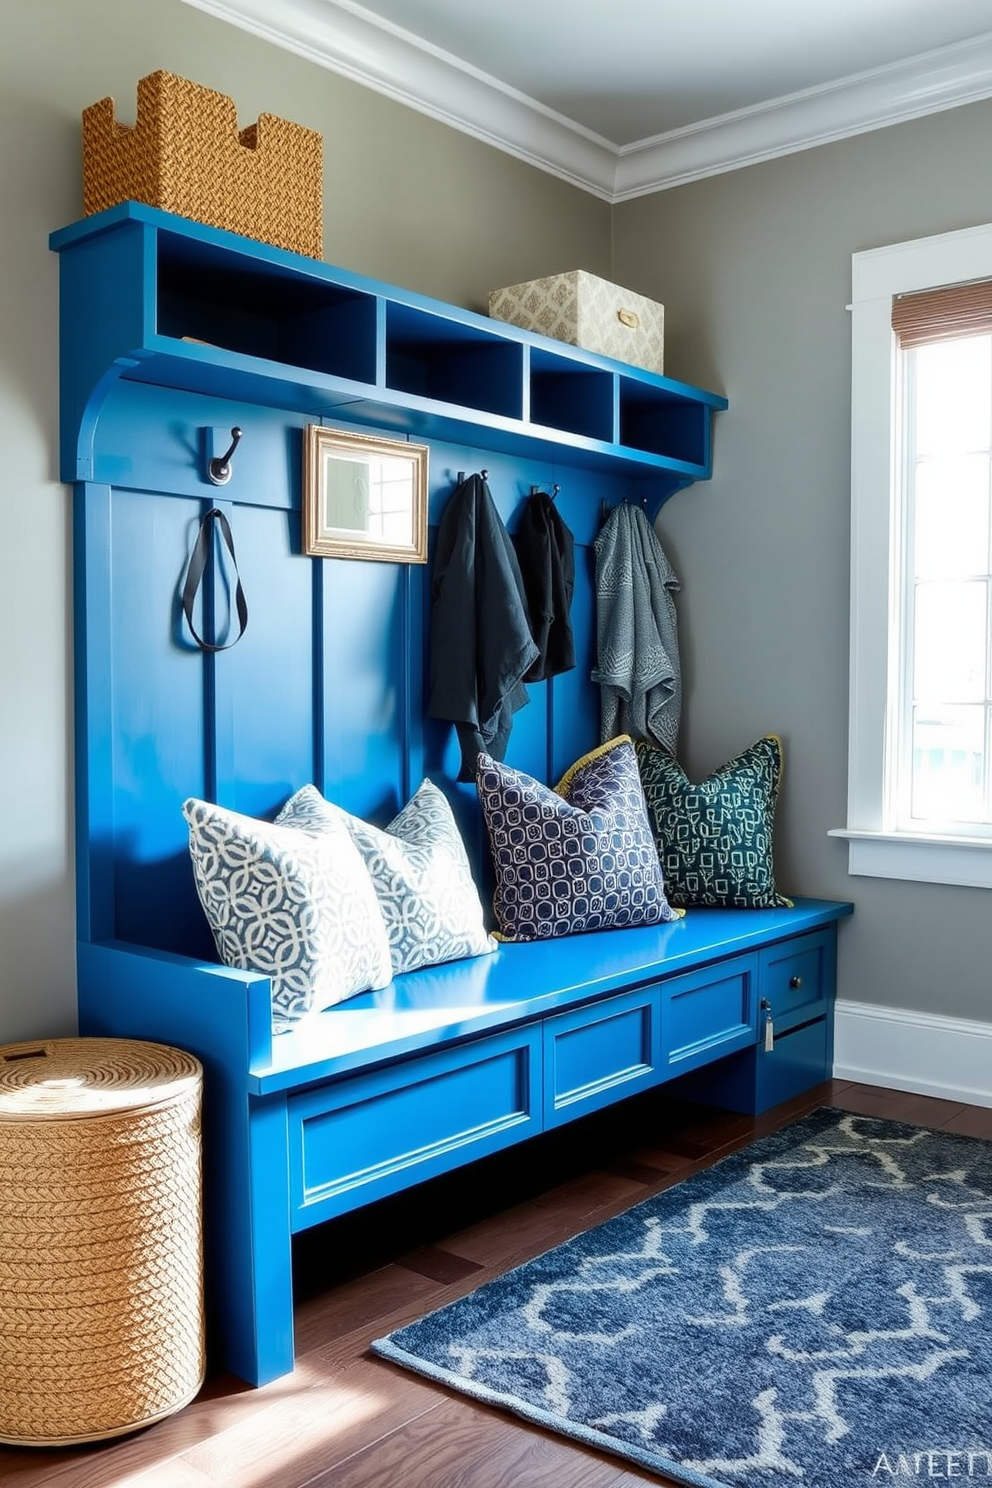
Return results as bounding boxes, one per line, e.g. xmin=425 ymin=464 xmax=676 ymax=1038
xmin=592 ymin=502 xmax=681 ymax=754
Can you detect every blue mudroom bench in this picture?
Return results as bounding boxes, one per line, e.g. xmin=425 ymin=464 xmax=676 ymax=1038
xmin=53 ymin=203 xmax=852 ymax=1388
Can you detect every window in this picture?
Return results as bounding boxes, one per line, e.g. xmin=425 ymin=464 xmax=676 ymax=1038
xmin=899 ymin=331 xmax=992 ymax=832
xmin=832 ymin=222 xmax=992 ymax=887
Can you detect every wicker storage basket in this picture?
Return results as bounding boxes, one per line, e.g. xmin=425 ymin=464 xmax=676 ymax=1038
xmin=82 ymin=70 xmax=323 ymax=259
xmin=0 ymin=1038 xmax=205 ymax=1446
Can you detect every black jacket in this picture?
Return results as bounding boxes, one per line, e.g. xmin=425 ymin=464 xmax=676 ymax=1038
xmin=428 ymin=474 xmax=539 ymax=780
xmin=512 ymin=490 xmax=576 ymax=681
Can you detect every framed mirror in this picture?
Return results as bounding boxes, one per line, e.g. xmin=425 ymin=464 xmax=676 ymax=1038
xmin=303 ymin=426 xmax=429 ymax=563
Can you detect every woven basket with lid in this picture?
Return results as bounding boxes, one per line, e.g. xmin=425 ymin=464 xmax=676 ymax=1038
xmin=0 ymin=1038 xmax=205 ymax=1446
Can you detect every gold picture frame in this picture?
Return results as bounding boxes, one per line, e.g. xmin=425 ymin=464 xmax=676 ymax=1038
xmin=303 ymin=425 xmax=429 ymax=563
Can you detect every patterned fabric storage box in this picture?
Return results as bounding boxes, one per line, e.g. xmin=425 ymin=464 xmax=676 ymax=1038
xmin=489 ymin=270 xmax=664 ymax=375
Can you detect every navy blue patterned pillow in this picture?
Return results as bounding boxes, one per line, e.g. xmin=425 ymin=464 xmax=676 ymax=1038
xmin=635 ymin=735 xmax=794 ymax=909
xmin=476 ymin=736 xmax=683 ymax=942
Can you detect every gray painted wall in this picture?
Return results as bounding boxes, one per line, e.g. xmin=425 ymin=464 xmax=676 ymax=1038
xmin=0 ymin=0 xmax=610 ymax=1042
xmin=614 ymin=102 xmax=992 ymax=1022
xmin=4 ymin=0 xmax=990 ymax=1044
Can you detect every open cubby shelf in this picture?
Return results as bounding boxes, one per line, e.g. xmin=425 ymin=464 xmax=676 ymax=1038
xmin=51 ymin=201 xmax=727 ymax=493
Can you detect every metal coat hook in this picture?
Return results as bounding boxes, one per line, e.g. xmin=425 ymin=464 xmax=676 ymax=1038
xmin=208 ymin=427 xmax=243 ymax=486
xmin=599 ymin=494 xmax=646 ymax=522
xmin=456 ymin=468 xmax=489 ymax=484
xmin=530 ymin=483 xmax=561 ymax=500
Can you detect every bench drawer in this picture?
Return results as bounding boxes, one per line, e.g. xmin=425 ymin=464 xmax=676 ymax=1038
xmin=759 ymin=930 xmax=832 ymax=1034
xmin=757 ymin=1016 xmax=830 ymax=1107
xmin=671 ymin=1012 xmax=831 ymax=1115
xmin=287 ymin=1025 xmax=541 ymax=1228
xmin=544 ymin=985 xmax=660 ymax=1127
xmin=660 ymin=954 xmax=758 ymax=1074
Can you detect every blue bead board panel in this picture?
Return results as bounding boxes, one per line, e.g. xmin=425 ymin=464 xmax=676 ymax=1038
xmin=55 ymin=205 xmax=728 ymax=967
xmin=74 ymin=379 xmax=642 ymax=955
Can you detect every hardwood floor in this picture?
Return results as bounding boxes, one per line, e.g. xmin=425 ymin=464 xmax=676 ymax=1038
xmin=3 ymin=1080 xmax=990 ymax=1488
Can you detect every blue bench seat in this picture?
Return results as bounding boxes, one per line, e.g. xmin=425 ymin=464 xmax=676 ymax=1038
xmin=79 ymin=897 xmax=850 ymax=1386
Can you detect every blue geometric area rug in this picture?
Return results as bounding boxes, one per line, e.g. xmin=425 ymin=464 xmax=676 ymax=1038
xmin=372 ymin=1109 xmax=992 ymax=1488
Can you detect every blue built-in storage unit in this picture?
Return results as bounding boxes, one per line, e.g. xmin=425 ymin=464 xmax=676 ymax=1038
xmin=53 ymin=202 xmax=850 ymax=1390
xmin=53 ymin=201 xmax=725 ymax=489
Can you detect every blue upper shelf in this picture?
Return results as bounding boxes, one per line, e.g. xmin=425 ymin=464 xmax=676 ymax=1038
xmin=51 ymin=201 xmax=727 ymax=492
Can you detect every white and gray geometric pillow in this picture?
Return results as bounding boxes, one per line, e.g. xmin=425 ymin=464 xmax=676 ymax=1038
xmin=276 ymin=780 xmax=496 ymax=976
xmin=182 ymin=797 xmax=393 ymax=1033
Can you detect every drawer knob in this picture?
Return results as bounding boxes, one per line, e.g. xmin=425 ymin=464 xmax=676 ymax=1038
xmin=789 ymin=975 xmax=803 ymax=990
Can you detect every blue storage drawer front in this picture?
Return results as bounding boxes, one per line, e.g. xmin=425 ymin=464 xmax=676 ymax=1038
xmin=759 ymin=931 xmax=831 ymax=1034
xmin=757 ymin=1016 xmax=829 ymax=1108
xmin=661 ymin=953 xmax=758 ymax=1074
xmin=288 ymin=1025 xmax=541 ymax=1228
xmin=544 ymin=985 xmax=660 ymax=1127
xmin=668 ymin=1012 xmax=831 ymax=1116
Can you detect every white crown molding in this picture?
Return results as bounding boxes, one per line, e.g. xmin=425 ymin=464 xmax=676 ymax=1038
xmin=176 ymin=0 xmax=618 ymax=199
xmin=834 ymin=998 xmax=992 ymax=1109
xmin=177 ymin=0 xmax=992 ymax=202
xmin=614 ymin=31 xmax=992 ymax=200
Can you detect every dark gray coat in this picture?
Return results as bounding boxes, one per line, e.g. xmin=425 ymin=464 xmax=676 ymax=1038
xmin=429 ymin=474 xmax=539 ymax=780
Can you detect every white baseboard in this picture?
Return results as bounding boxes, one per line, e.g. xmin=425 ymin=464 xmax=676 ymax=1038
xmin=834 ymin=999 xmax=992 ymax=1109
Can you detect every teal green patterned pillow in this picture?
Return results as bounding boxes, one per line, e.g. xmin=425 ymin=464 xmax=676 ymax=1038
xmin=635 ymin=736 xmax=793 ymax=909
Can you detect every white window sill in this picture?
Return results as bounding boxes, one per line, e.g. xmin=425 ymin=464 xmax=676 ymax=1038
xmin=828 ymin=828 xmax=992 ymax=888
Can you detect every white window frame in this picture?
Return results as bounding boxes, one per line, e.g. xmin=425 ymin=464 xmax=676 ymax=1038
xmin=831 ymin=220 xmax=992 ymax=888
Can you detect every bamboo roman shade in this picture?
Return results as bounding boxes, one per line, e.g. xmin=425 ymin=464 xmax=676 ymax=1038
xmin=892 ymin=279 xmax=992 ymax=348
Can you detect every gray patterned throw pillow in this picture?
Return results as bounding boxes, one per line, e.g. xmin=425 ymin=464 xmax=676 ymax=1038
xmin=183 ymin=797 xmax=392 ymax=1032
xmin=276 ymin=780 xmax=495 ymax=976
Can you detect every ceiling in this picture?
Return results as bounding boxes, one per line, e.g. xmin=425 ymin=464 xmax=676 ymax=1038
xmin=181 ymin=0 xmax=992 ymax=199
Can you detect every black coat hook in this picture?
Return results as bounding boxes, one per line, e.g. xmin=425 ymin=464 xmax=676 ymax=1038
xmin=208 ymin=427 xmax=242 ymax=486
